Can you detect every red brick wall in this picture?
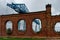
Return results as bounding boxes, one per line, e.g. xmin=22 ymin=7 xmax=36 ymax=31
xmin=0 ymin=16 xmax=2 ymax=36
xmin=0 ymin=4 xmax=60 ymax=38
xmin=1 ymin=12 xmax=47 ymax=37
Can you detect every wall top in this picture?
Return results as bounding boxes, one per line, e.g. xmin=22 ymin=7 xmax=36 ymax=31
xmin=46 ymin=4 xmax=51 ymax=8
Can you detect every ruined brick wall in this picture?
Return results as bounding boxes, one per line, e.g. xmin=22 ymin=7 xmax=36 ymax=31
xmin=0 ymin=4 xmax=60 ymax=38
xmin=0 ymin=12 xmax=47 ymax=37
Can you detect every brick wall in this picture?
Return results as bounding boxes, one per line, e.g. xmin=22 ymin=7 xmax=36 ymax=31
xmin=0 ymin=4 xmax=60 ymax=38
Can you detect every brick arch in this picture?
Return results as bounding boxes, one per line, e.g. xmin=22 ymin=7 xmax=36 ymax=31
xmin=32 ymin=18 xmax=42 ymax=22
xmin=50 ymin=18 xmax=60 ymax=37
xmin=5 ymin=20 xmax=13 ymax=35
xmin=5 ymin=20 xmax=13 ymax=31
xmin=5 ymin=20 xmax=13 ymax=24
xmin=17 ymin=19 xmax=26 ymax=24
xmin=31 ymin=18 xmax=42 ymax=34
xmin=53 ymin=22 xmax=60 ymax=34
xmin=17 ymin=19 xmax=26 ymax=34
xmin=1 ymin=19 xmax=14 ymax=36
xmin=5 ymin=20 xmax=13 ymax=29
xmin=27 ymin=16 xmax=47 ymax=36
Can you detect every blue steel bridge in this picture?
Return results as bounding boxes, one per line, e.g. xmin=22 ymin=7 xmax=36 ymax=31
xmin=7 ymin=3 xmax=29 ymax=13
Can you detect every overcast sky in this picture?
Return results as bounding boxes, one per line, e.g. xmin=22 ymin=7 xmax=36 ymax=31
xmin=0 ymin=0 xmax=60 ymax=15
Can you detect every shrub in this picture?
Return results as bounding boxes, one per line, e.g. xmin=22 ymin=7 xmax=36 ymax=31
xmin=6 ymin=28 xmax=12 ymax=35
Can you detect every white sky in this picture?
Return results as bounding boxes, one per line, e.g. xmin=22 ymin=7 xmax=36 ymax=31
xmin=0 ymin=0 xmax=60 ymax=15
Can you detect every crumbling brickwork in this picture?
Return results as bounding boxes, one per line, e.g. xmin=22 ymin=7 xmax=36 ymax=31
xmin=0 ymin=4 xmax=60 ymax=38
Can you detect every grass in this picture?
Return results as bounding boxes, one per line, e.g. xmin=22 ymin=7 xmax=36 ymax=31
xmin=0 ymin=38 xmax=46 ymax=40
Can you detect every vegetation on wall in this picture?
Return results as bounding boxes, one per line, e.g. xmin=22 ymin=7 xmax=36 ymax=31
xmin=6 ymin=28 xmax=12 ymax=35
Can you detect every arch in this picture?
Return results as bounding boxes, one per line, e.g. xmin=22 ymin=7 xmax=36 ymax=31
xmin=32 ymin=19 xmax=42 ymax=33
xmin=54 ymin=22 xmax=60 ymax=32
xmin=18 ymin=20 xmax=26 ymax=31
xmin=6 ymin=21 xmax=13 ymax=30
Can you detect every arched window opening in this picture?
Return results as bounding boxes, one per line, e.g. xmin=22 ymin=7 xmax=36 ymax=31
xmin=6 ymin=21 xmax=12 ymax=35
xmin=54 ymin=22 xmax=60 ymax=32
xmin=6 ymin=21 xmax=12 ymax=30
xmin=18 ymin=20 xmax=26 ymax=31
xmin=32 ymin=19 xmax=42 ymax=33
